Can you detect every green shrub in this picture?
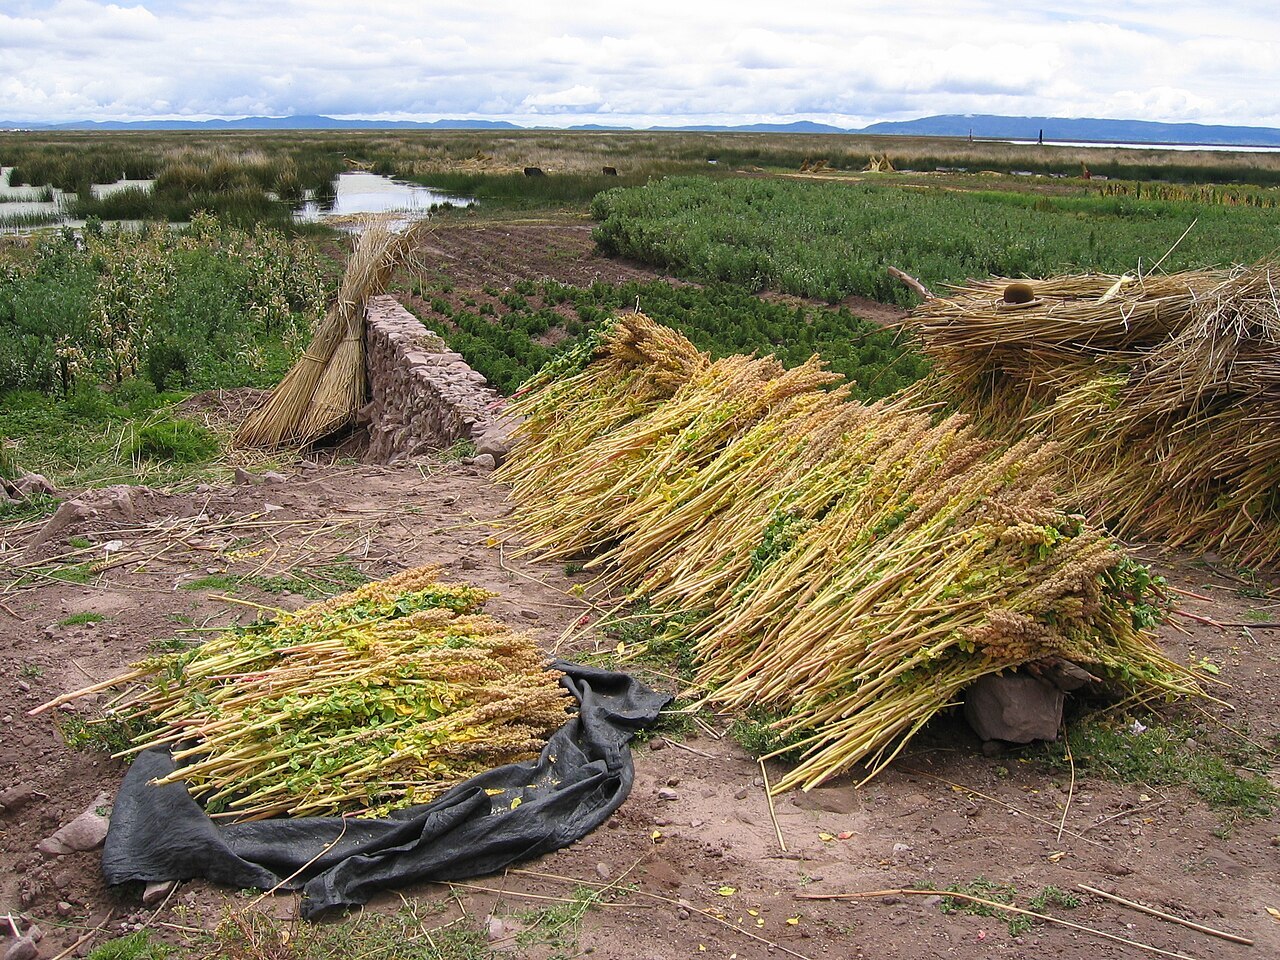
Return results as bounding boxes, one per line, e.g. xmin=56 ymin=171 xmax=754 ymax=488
xmin=130 ymin=418 xmax=219 ymax=463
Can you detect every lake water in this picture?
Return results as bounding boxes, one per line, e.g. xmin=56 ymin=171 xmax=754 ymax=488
xmin=1 ymin=167 xmax=469 ymax=232
xmin=293 ymin=172 xmax=472 ymax=224
xmin=1000 ymin=139 xmax=1280 ymax=153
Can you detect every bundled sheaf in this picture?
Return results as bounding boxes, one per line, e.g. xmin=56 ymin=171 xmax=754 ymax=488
xmin=906 ymin=263 xmax=1280 ymax=565
xmin=498 ymin=312 xmax=1197 ymax=793
xmin=37 ymin=566 xmax=570 ymax=820
xmin=236 ymin=219 xmax=424 ymax=449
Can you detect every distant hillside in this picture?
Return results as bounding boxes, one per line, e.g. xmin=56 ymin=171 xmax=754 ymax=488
xmin=3 ymin=113 xmax=1279 ymax=147
xmin=860 ymin=114 xmax=1280 ymax=147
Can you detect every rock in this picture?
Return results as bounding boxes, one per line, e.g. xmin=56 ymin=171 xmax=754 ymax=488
xmin=260 ymin=471 xmax=288 ymax=484
xmin=474 ymin=432 xmax=512 ymax=466
xmin=657 ymin=787 xmax=679 ymax=801
xmin=648 ymin=737 xmax=667 ymax=751
xmin=37 ymin=795 xmax=110 ymax=856
xmin=0 ymin=784 xmax=39 ymax=816
xmin=142 ymin=880 xmax=178 ymax=906
xmin=892 ymin=842 xmax=913 ymax=853
xmin=56 ymin=902 xmax=73 ymax=917
xmin=16 ymin=473 xmax=55 ymax=496
xmin=963 ymin=672 xmax=1064 ymax=744
xmin=457 ymin=557 xmax=479 ymax=571
xmin=3 ymin=937 xmax=38 ymax=960
xmin=518 ymin=609 xmax=540 ymax=620
xmin=734 ymin=787 xmax=749 ymax=800
xmin=472 ymin=453 xmax=497 ymax=471
xmin=233 ymin=467 xmax=259 ymax=485
xmin=595 ymin=862 xmax=612 ymax=879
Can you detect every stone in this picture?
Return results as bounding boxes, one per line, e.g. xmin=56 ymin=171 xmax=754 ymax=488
xmin=16 ymin=473 xmax=55 ymax=496
xmin=260 ymin=471 xmax=288 ymax=484
xmin=963 ymin=673 xmax=1064 ymax=744
xmin=233 ymin=467 xmax=259 ymax=485
xmin=142 ymin=880 xmax=178 ymax=906
xmin=472 ymin=453 xmax=497 ymax=471
xmin=657 ymin=787 xmax=679 ymax=801
xmin=37 ymin=795 xmax=110 ymax=856
xmin=3 ymin=937 xmax=38 ymax=960
xmin=0 ymin=784 xmax=39 ymax=816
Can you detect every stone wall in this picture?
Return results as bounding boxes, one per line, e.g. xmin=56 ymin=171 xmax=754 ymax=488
xmin=361 ymin=295 xmax=515 ymax=464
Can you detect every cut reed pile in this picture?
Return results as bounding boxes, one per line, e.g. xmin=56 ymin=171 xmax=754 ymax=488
xmin=498 ymin=312 xmax=1198 ymax=792
xmin=32 ymin=566 xmax=570 ymax=820
xmin=236 ymin=219 xmax=423 ymax=449
xmin=906 ymin=263 xmax=1280 ymax=565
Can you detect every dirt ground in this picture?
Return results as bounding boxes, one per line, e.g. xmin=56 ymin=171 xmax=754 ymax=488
xmin=2 ymin=224 xmax=1278 ymax=960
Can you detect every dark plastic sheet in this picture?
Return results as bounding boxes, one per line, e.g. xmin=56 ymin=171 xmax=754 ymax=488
xmin=102 ymin=661 xmax=670 ymax=917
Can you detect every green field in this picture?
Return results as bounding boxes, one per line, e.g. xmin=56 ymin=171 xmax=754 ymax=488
xmin=591 ymin=176 xmax=1280 ymax=305
xmin=408 ymin=277 xmax=927 ymax=398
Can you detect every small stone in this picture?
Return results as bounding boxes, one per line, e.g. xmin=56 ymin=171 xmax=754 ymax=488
xmin=38 ymin=795 xmax=110 ymax=855
xmin=260 ymin=471 xmax=288 ymax=484
xmin=892 ymin=843 xmax=912 ymax=853
xmin=595 ymin=862 xmax=612 ymax=880
xmin=518 ymin=609 xmax=540 ymax=620
xmin=56 ymin=902 xmax=73 ymax=917
xmin=17 ymin=680 xmax=30 ymax=693
xmin=3 ymin=937 xmax=38 ymax=960
xmin=657 ymin=787 xmax=679 ymax=801
xmin=2 ymin=787 xmax=42 ymax=818
xmin=142 ymin=880 xmax=178 ymax=906
xmin=648 ymin=738 xmax=668 ymax=751
xmin=473 ymin=453 xmax=497 ymax=471
xmin=734 ymin=787 xmax=749 ymax=800
xmin=676 ymin=908 xmax=690 ymax=920
xmin=233 ymin=467 xmax=259 ymax=486
xmin=458 ymin=558 xmax=479 ymax=571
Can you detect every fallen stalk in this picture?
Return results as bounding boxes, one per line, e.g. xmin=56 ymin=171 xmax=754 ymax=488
xmin=1075 ymin=884 xmax=1253 ymax=946
xmin=796 ymin=889 xmax=1199 ymax=960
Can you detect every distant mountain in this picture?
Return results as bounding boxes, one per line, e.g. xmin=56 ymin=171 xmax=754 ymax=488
xmin=859 ymin=114 xmax=1280 ymax=147
xmin=4 ymin=113 xmax=1279 ymax=147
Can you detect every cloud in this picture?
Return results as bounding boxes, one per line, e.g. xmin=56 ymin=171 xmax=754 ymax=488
xmin=1 ymin=1 xmax=1277 ymax=129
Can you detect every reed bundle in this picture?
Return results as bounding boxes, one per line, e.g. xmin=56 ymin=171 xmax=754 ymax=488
xmin=36 ymin=566 xmax=569 ymax=820
xmin=236 ymin=219 xmax=423 ymax=449
xmin=907 ymin=263 xmax=1280 ymax=565
xmin=499 ymin=313 xmax=1197 ymax=792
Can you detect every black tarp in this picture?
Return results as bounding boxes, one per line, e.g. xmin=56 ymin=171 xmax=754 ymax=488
xmin=102 ymin=661 xmax=670 ymax=917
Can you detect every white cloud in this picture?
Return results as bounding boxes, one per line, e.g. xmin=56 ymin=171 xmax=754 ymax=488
xmin=0 ymin=1 xmax=1277 ymax=129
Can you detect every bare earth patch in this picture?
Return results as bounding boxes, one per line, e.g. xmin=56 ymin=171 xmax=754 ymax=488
xmin=1 ymin=456 xmax=1278 ymax=959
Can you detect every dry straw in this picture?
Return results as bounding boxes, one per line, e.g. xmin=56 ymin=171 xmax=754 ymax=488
xmin=905 ymin=262 xmax=1280 ymax=565
xmin=236 ymin=219 xmax=425 ymax=449
xmin=498 ymin=313 xmax=1198 ymax=793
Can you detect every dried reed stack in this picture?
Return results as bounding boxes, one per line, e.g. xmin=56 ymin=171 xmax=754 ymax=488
xmin=907 ymin=263 xmax=1280 ymax=565
xmin=499 ymin=313 xmax=1197 ymax=792
xmin=236 ymin=219 xmax=423 ymax=449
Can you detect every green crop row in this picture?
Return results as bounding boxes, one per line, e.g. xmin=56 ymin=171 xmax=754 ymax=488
xmin=591 ymin=177 xmax=1280 ymax=305
xmin=409 ymin=277 xmax=928 ymax=398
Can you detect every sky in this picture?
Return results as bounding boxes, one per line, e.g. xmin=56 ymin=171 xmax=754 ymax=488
xmin=2 ymin=1 xmax=1279 ymax=128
